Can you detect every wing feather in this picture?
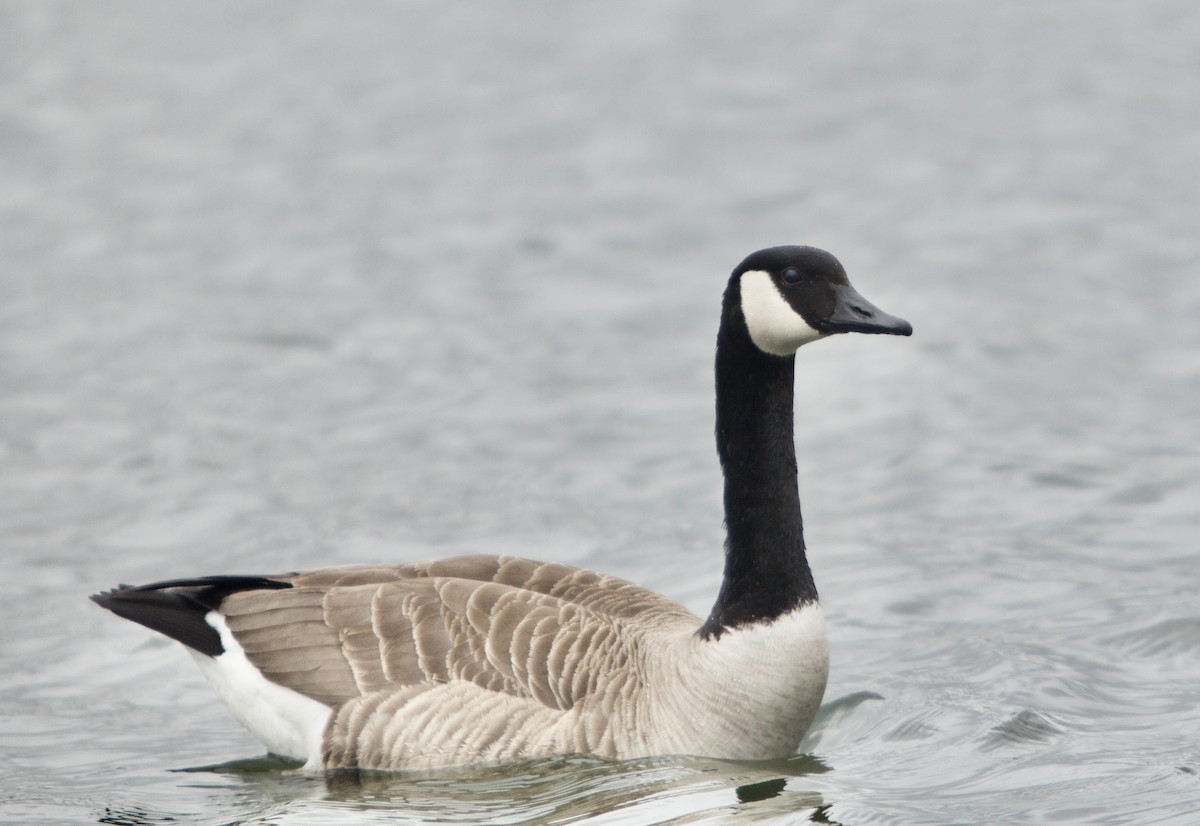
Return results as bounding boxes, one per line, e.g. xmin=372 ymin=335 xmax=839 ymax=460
xmin=212 ymin=554 xmax=696 ymax=715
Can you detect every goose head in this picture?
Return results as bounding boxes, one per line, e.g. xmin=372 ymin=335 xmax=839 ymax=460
xmin=732 ymin=246 xmax=912 ymax=356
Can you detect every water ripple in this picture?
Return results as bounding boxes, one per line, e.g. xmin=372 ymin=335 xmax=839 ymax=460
xmin=981 ymin=709 xmax=1065 ymax=750
xmin=1106 ymin=618 xmax=1200 ymax=657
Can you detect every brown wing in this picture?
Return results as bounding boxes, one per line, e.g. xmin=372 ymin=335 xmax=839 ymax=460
xmin=219 ymin=554 xmax=698 ymax=709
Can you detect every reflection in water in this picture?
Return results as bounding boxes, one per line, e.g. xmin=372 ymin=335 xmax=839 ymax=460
xmin=735 ymin=776 xmax=786 ymax=802
xmin=162 ymin=752 xmax=832 ymax=823
xmin=322 ymin=754 xmax=827 ymax=822
xmin=174 ymin=754 xmax=304 ymax=774
xmin=97 ymin=807 xmax=174 ymax=826
xmin=810 ymin=803 xmax=848 ymax=825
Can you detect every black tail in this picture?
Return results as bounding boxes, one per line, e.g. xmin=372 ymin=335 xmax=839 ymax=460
xmin=91 ymin=576 xmax=292 ymax=657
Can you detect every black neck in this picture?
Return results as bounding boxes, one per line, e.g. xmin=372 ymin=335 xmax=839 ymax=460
xmin=699 ymin=289 xmax=816 ymax=639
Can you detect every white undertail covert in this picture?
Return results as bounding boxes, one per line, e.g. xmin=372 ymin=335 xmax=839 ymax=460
xmin=190 ymin=612 xmax=332 ymax=768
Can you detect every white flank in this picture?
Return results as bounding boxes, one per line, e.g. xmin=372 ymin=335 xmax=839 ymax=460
xmin=189 ymin=612 xmax=332 ymax=768
xmin=739 ymin=270 xmax=824 ymax=356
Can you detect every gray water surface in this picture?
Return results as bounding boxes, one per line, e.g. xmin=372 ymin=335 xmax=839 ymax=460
xmin=3 ymin=2 xmax=1199 ymax=824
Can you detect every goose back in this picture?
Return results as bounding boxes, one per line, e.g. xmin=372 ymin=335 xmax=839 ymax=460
xmin=223 ymin=555 xmax=696 ymax=709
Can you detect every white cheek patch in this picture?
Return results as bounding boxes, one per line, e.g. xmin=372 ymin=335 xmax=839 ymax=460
xmin=739 ymin=271 xmax=824 ymax=356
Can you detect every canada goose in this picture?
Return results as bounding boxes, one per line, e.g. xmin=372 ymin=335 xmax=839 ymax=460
xmin=93 ymin=246 xmax=911 ymax=770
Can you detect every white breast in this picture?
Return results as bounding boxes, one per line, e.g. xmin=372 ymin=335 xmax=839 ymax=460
xmin=629 ymin=603 xmax=830 ymax=760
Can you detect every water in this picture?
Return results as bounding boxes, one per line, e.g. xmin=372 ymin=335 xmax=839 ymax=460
xmin=2 ymin=1 xmax=1198 ymax=823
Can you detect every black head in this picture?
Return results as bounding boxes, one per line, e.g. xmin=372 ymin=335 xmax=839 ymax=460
xmin=730 ymin=245 xmax=912 ymax=356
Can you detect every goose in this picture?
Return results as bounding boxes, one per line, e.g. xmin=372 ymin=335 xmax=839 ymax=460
xmin=92 ymin=245 xmax=911 ymax=771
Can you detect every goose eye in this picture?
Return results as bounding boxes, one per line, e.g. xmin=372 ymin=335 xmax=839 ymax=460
xmin=781 ymin=268 xmax=802 ymax=285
